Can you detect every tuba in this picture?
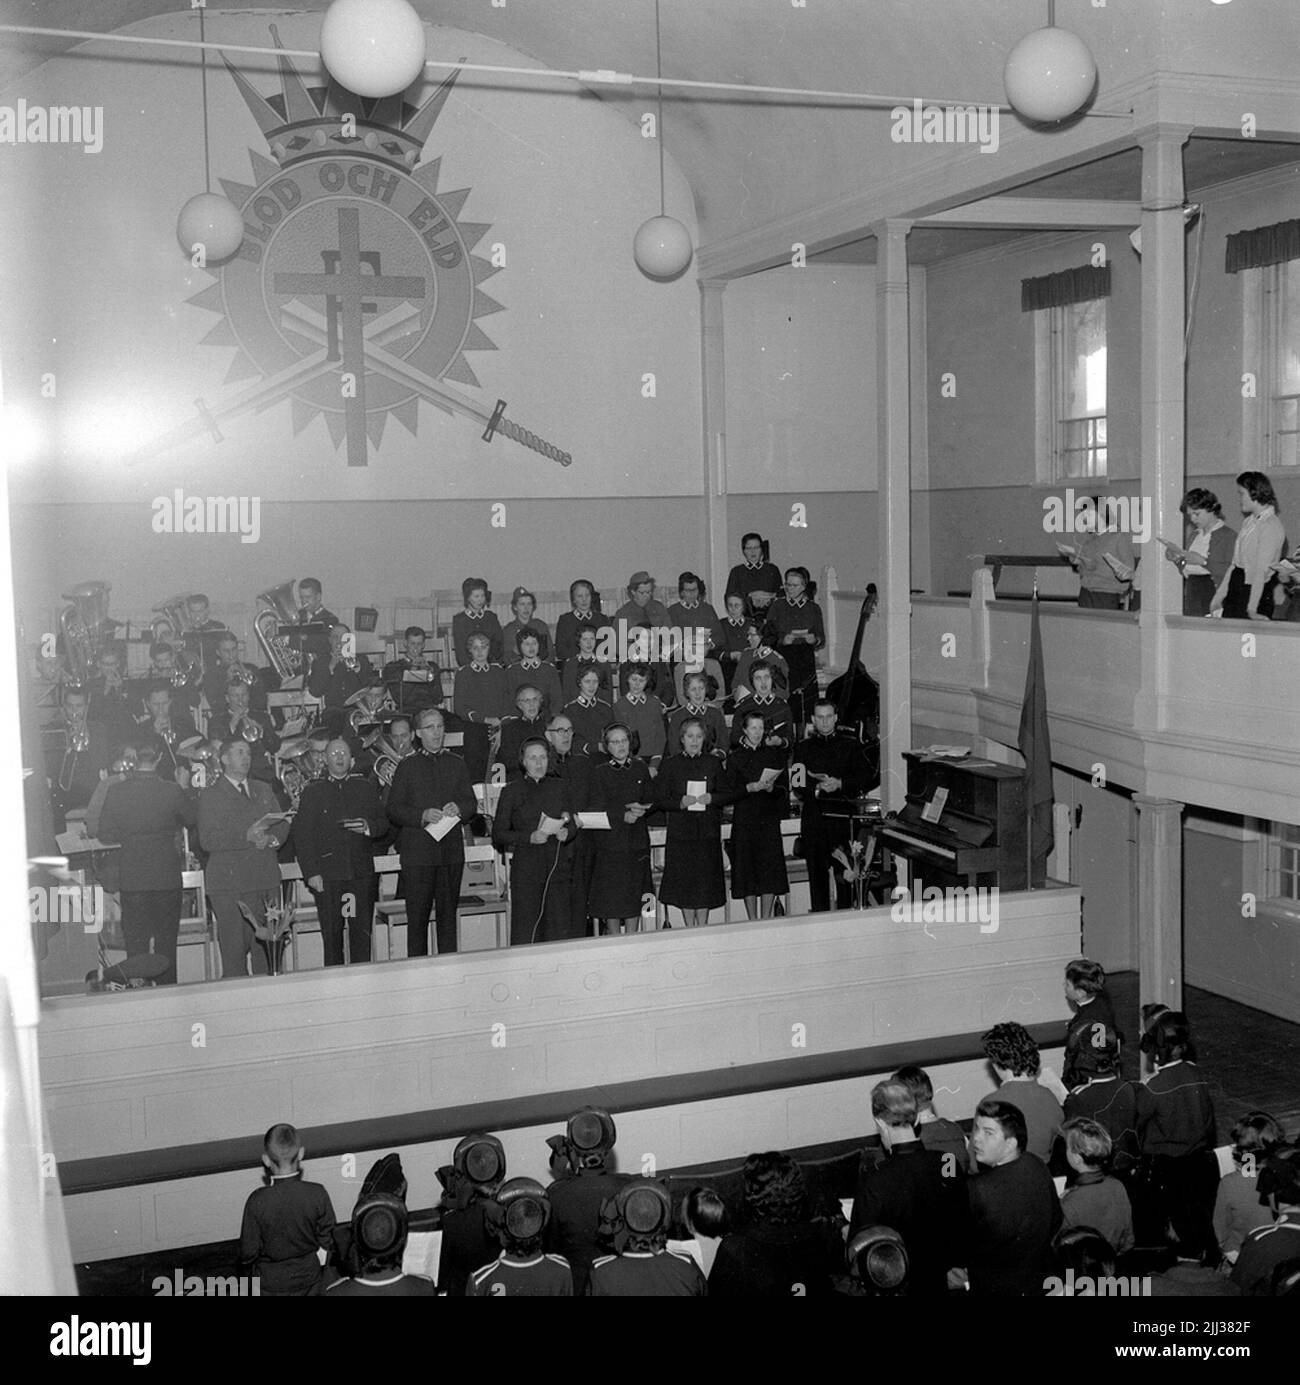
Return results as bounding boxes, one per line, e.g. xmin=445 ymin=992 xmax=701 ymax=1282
xmin=151 ymin=594 xmax=203 ymax=684
xmin=58 ymin=580 xmax=112 ymax=686
xmin=369 ymin=733 xmax=404 ymax=788
xmin=254 ymin=581 xmax=303 ymax=683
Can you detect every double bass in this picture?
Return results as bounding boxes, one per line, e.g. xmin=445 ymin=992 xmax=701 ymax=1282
xmin=825 ymin=583 xmax=880 ymax=784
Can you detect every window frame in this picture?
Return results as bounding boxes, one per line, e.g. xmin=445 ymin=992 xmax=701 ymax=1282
xmin=1034 ymin=297 xmax=1109 ymax=485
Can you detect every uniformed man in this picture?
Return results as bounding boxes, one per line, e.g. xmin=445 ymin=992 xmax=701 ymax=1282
xmin=792 ymin=699 xmax=872 ymax=912
xmin=293 ymin=738 xmax=387 ymax=966
xmin=382 ymin=625 xmax=443 ymax=718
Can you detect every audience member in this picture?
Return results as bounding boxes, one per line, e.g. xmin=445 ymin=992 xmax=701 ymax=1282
xmin=436 ymin=1133 xmax=508 ymax=1297
xmin=589 ymin=1181 xmax=707 ymax=1296
xmin=892 ymin=1064 xmax=969 ymax=1164
xmin=468 ymin=1179 xmax=574 ymax=1296
xmin=682 ymin=1186 xmax=730 ymax=1280
xmin=1230 ymin=1146 xmax=1300 ymax=1296
xmin=961 ymin=1099 xmax=1062 ymax=1296
xmin=326 ymin=1193 xmax=435 ymax=1296
xmin=1061 ymin=957 xmax=1120 ymax=1088
xmin=981 ymin=1021 xmax=1064 ymax=1165
xmin=238 ymin=1123 xmax=335 ymax=1296
xmin=1059 ymin=1117 xmax=1134 ymax=1255
xmin=1215 ymin=1112 xmax=1285 ymax=1265
xmin=708 ymin=1151 xmax=841 ymax=1297
xmin=848 ymin=1080 xmax=963 ymax=1295
xmin=544 ymin=1108 xmax=628 ymax=1295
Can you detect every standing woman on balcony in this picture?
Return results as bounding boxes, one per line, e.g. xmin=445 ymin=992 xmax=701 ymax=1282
xmin=1168 ymin=488 xmax=1236 ymax=617
xmin=1212 ymin=472 xmax=1287 ymax=621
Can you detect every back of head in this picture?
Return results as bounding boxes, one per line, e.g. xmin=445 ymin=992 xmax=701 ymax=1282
xmin=891 ymin=1064 xmax=935 ymax=1111
xmin=613 ymin=1180 xmax=673 ymax=1252
xmin=684 ymin=1186 xmax=731 ymax=1240
xmin=743 ymin=1151 xmax=807 ymax=1227
xmin=1067 ymin=1021 xmax=1122 ymax=1077
xmin=981 ymin=1021 xmax=1041 ymax=1078
xmin=454 ymin=1133 xmax=507 ymax=1193
xmin=352 ymin=1193 xmax=408 ymax=1277
xmin=871 ymin=1079 xmax=918 ymax=1129
xmin=1257 ymin=1145 xmax=1300 ymax=1211
xmin=1231 ymin=1112 xmax=1284 ymax=1167
xmin=1139 ymin=1002 xmax=1170 ymax=1055
xmin=846 ymin=1226 xmax=909 ymax=1295
xmin=1054 ymin=1226 xmax=1117 ymax=1280
xmin=357 ymin=1152 xmax=407 ymax=1207
xmin=549 ymin=1107 xmax=616 ymax=1172
xmin=491 ymin=1177 xmax=552 ymax=1257
xmin=1149 ymin=1010 xmax=1196 ymax=1065
xmin=1065 ymin=957 xmax=1106 ymax=996
xmin=263 ymin=1122 xmax=301 ymax=1171
xmin=1062 ymin=1116 xmax=1112 ymax=1170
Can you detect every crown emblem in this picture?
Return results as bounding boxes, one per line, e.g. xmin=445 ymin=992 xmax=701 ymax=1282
xmin=224 ymin=24 xmax=462 ymax=171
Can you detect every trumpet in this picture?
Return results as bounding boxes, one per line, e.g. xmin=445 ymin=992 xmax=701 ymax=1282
xmin=227 ymin=662 xmax=257 ymax=687
xmin=239 ymin=716 xmax=264 ymax=744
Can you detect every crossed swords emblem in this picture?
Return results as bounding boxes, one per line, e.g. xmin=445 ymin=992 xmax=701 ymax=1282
xmin=141 ymin=207 xmax=571 ymax=469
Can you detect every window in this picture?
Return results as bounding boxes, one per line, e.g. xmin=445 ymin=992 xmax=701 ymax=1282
xmin=1271 ymin=821 xmax=1300 ymax=904
xmin=1244 ymin=818 xmax=1300 ymax=923
xmin=1243 ymin=261 xmax=1300 ymax=471
xmin=1035 ymin=298 xmax=1108 ymax=482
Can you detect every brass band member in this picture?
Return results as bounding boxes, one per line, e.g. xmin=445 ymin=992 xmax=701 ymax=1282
xmin=86 ymin=644 xmax=134 ymax=741
xmin=386 ymin=708 xmax=478 ymax=957
xmin=137 ymin=682 xmax=199 ymax=775
xmin=382 ymin=625 xmax=443 ymax=717
xmin=131 ymin=641 xmax=201 ymax=713
xmin=46 ymin=684 xmax=110 ymax=829
xmin=293 ymin=738 xmax=386 ymax=967
xmin=98 ymin=744 xmax=198 ymax=985
xmin=185 ymin=593 xmax=227 ymax=633
xmin=204 ymin=631 xmax=268 ymax=718
xmin=295 ymin=577 xmax=340 ymax=665
xmin=308 ymin=624 xmax=369 ymax=735
xmin=207 ymin=679 xmax=280 ymax=784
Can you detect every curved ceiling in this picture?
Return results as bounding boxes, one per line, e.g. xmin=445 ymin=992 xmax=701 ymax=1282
xmin=1 ymin=0 xmax=1294 ymax=251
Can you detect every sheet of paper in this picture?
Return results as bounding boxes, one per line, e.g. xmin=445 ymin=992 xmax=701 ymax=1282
xmin=1102 ymin=551 xmax=1133 ymax=579
xmin=687 ymin=779 xmax=707 ymax=811
xmin=576 ymin=811 xmax=611 ymax=830
xmin=443 ymin=731 xmax=464 ymax=747
xmin=665 ymin=1237 xmax=705 ymax=1271
xmin=920 ymin=786 xmax=949 ymax=824
xmin=1055 ymin=542 xmax=1076 ymax=557
xmin=402 ymin=1229 xmax=442 ymax=1285
xmin=424 ymin=812 xmax=460 ymax=842
xmin=539 ymin=813 xmax=566 ymax=837
xmin=758 ymin=766 xmax=782 ymax=786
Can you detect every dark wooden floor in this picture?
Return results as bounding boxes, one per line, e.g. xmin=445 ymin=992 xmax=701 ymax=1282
xmin=73 ymin=974 xmax=1300 ymax=1295
xmin=1107 ymin=973 xmax=1300 ymax=1139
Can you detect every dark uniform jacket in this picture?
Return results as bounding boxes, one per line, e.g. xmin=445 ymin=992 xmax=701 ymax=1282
xmin=97 ymin=773 xmax=197 ymax=891
xmin=293 ymin=773 xmax=386 ymax=881
xmin=386 ymin=750 xmax=477 ymax=861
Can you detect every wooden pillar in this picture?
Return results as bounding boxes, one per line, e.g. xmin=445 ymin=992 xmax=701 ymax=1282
xmin=698 ymin=279 xmax=730 ymax=607
xmin=1135 ymin=125 xmax=1192 ymax=727
xmin=1134 ymin=794 xmax=1184 ymax=1021
xmin=873 ymin=219 xmax=913 ymax=808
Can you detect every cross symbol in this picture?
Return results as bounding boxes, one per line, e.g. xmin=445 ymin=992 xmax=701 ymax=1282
xmin=273 ymin=207 xmax=426 ymax=466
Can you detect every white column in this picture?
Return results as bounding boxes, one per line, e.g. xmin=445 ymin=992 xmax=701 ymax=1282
xmin=1134 ymin=794 xmax=1184 ymax=1021
xmin=872 ymin=219 xmax=913 ymax=808
xmin=698 ymin=279 xmax=730 ymax=605
xmin=1135 ymin=125 xmax=1192 ymax=729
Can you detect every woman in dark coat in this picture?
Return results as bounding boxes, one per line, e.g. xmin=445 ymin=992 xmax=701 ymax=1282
xmin=725 ymin=532 xmax=782 ymax=619
xmin=587 ymin=723 xmax=655 ymax=936
xmin=654 ymin=718 xmax=738 ymax=926
xmin=726 ymin=710 xmax=789 ymax=919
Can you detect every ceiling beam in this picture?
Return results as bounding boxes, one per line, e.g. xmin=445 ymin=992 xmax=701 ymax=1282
xmin=918 ymin=197 xmax=1142 ymax=229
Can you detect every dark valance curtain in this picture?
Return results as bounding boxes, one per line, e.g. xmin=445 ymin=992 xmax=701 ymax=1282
xmin=1225 ymin=218 xmax=1300 ymax=274
xmin=1020 ymin=264 xmax=1111 ymax=312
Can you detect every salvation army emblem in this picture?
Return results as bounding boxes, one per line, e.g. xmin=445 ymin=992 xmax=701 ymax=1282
xmin=164 ymin=29 xmax=569 ymax=469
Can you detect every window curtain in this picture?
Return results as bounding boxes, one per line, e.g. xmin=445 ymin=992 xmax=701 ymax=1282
xmin=1020 ymin=264 xmax=1110 ymax=313
xmin=1225 ymin=218 xmax=1300 ymax=274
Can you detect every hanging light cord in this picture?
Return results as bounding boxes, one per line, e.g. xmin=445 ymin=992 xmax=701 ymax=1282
xmin=654 ymin=0 xmax=666 ymax=216
xmin=199 ymin=7 xmax=211 ymax=194
xmin=0 ymin=22 xmax=1132 ymax=117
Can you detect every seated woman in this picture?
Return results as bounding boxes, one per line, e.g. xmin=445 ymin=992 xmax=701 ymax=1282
xmin=452 ymin=578 xmax=505 ymax=667
xmin=1211 ymin=471 xmax=1287 ymax=620
xmin=731 ymin=620 xmax=789 ymax=703
xmin=587 ymin=723 xmax=655 ymax=936
xmin=653 ymin=717 xmax=738 ymax=928
xmin=505 ymin=628 xmax=562 ymax=715
xmin=1166 ymin=487 xmax=1236 ymax=617
xmin=553 ymin=578 xmax=611 ymax=671
xmin=501 ymin=587 xmax=552 ymax=662
xmin=563 ymin=666 xmax=615 ymax=756
xmin=760 ymin=566 xmax=824 ymax=731
xmin=667 ymin=669 xmax=727 ymax=755
xmin=561 ymin=625 xmax=614 ymax=703
xmin=610 ymin=663 xmax=667 ymax=772
xmin=726 ymin=710 xmax=789 ymax=920
xmin=725 ymin=532 xmax=782 ymax=619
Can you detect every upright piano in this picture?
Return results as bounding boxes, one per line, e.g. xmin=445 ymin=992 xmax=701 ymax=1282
xmin=878 ymin=751 xmax=1042 ymax=891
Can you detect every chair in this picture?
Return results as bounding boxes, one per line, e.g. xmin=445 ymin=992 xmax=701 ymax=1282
xmin=176 ymin=868 xmax=217 ymax=981
xmin=371 ymin=842 xmax=510 ymax=958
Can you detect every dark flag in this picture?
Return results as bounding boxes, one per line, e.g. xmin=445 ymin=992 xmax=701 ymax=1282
xmin=1017 ymin=592 xmax=1054 ymax=874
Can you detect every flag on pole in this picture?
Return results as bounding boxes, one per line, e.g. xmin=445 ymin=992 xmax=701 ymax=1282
xmin=1018 ymin=591 xmax=1054 ymax=868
